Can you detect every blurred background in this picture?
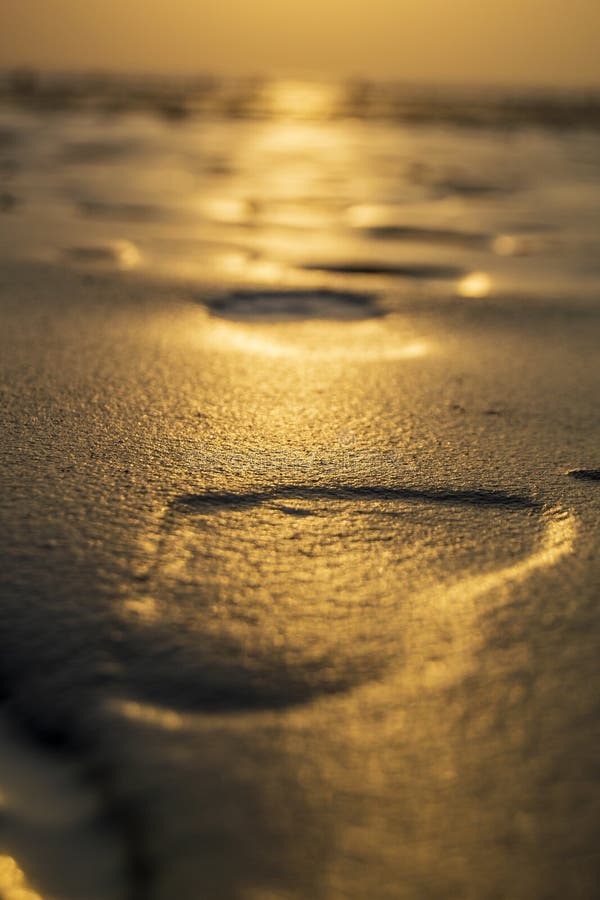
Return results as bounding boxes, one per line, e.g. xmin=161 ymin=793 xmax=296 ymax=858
xmin=2 ymin=0 xmax=600 ymax=86
xmin=1 ymin=2 xmax=600 ymax=306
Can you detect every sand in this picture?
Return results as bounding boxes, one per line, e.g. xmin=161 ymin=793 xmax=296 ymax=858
xmin=1 ymin=78 xmax=599 ymax=899
xmin=0 ymin=259 xmax=598 ymax=899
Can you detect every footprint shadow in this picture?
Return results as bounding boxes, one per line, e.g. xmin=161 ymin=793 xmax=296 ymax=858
xmin=567 ymin=469 xmax=600 ymax=482
xmin=202 ymin=288 xmax=384 ymax=322
xmin=117 ymin=483 xmax=557 ymax=713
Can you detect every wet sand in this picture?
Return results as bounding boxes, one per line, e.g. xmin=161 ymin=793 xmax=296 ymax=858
xmin=1 ymin=78 xmax=600 ymax=898
xmin=0 ymin=259 xmax=599 ymax=899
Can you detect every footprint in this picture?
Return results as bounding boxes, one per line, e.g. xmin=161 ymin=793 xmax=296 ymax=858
xmin=567 ymin=468 xmax=600 ymax=482
xmin=61 ymin=241 xmax=141 ymax=270
xmin=359 ymin=225 xmax=488 ymax=250
xmin=118 ymin=485 xmax=574 ymax=713
xmin=203 ymin=288 xmax=383 ymax=322
xmin=300 ymin=261 xmax=464 ymax=279
xmin=435 ymin=177 xmax=513 ymax=198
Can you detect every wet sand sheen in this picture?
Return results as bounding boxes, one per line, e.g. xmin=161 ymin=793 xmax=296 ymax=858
xmin=1 ymin=258 xmax=599 ymax=898
xmin=1 ymin=75 xmax=600 ymax=899
xmin=117 ymin=489 xmax=573 ymax=711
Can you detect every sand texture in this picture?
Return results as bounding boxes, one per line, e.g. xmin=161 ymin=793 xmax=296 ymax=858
xmin=1 ymin=79 xmax=599 ymax=898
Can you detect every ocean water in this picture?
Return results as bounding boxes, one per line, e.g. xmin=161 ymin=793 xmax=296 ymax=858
xmin=0 ymin=74 xmax=600 ymax=900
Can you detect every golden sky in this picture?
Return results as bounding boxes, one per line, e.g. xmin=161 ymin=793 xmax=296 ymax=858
xmin=1 ymin=0 xmax=599 ymax=86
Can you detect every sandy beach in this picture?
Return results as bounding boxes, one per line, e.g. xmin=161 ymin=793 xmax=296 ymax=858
xmin=1 ymin=77 xmax=599 ymax=899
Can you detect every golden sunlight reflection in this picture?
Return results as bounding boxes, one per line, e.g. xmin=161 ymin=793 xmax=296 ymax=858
xmin=243 ymin=260 xmax=287 ymax=283
xmin=122 ymin=595 xmax=160 ymax=622
xmin=216 ymin=251 xmax=252 ymax=275
xmin=202 ymin=197 xmax=253 ymax=225
xmin=346 ymin=205 xmax=392 ymax=228
xmin=263 ymin=80 xmax=340 ymax=120
xmin=248 ymin=107 xmax=354 ymax=164
xmin=0 ymin=856 xmax=43 ymax=900
xmin=458 ymin=271 xmax=492 ymax=298
xmin=256 ymin=121 xmax=343 ymax=157
xmin=216 ymin=253 xmax=288 ymax=283
xmin=197 ymin=319 xmax=431 ymax=361
xmin=404 ymin=509 xmax=577 ymax=693
xmin=113 ymin=240 xmax=142 ymax=270
xmin=259 ymin=203 xmax=336 ymax=230
xmin=112 ymin=699 xmax=187 ymax=732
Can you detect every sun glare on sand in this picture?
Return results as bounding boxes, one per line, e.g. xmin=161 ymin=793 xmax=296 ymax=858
xmin=200 ymin=321 xmax=430 ymax=361
xmin=458 ymin=272 xmax=492 ymax=299
xmin=0 ymin=857 xmax=42 ymax=900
